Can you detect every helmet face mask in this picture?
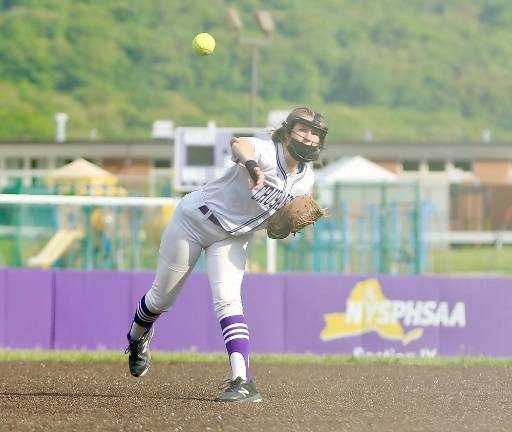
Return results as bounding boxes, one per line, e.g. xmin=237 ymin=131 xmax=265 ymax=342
xmin=284 ymin=110 xmax=328 ymax=163
xmin=287 ymin=137 xmax=322 ymax=162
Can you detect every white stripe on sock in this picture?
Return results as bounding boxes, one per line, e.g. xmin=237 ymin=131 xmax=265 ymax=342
xmin=223 ymin=328 xmax=249 ymax=339
xmin=222 ymin=323 xmax=248 ymax=334
xmin=137 ymin=305 xmax=157 ymax=323
xmin=224 ymin=334 xmax=250 ymax=344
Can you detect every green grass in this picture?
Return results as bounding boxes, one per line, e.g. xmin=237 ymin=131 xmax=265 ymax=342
xmin=1 ymin=350 xmax=512 ymax=367
xmin=430 ymin=246 xmax=512 ymax=275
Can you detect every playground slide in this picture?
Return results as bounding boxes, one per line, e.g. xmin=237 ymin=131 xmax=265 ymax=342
xmin=28 ymin=229 xmax=84 ymax=269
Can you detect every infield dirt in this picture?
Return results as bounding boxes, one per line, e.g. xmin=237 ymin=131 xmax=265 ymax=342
xmin=1 ymin=361 xmax=512 ymax=431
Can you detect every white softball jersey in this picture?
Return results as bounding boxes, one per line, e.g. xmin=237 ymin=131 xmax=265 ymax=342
xmin=200 ymin=137 xmax=314 ymax=236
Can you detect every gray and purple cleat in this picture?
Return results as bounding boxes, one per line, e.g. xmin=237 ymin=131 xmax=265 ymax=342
xmin=216 ymin=377 xmax=263 ymax=403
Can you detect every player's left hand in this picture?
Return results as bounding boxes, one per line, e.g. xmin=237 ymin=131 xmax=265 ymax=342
xmin=266 ymin=194 xmax=327 ymax=239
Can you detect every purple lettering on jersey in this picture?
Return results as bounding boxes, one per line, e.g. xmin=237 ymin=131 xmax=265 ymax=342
xmin=267 ymin=190 xmax=290 ymax=209
xmin=252 ymin=184 xmax=291 ymax=211
xmin=261 ymin=188 xmax=282 ymax=206
xmin=252 ymin=185 xmax=274 ymax=201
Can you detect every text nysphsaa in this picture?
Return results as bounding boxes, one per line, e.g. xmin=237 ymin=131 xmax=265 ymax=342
xmin=321 ymin=279 xmax=466 ymax=345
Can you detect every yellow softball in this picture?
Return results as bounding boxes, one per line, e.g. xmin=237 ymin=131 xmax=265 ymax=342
xmin=192 ymin=32 xmax=216 ymax=56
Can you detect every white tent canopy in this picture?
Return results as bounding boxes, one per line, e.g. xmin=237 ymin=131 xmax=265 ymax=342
xmin=315 ymin=155 xmax=398 ymax=184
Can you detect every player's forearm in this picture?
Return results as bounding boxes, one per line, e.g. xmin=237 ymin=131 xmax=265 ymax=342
xmin=230 ymin=137 xmax=256 ymax=164
xmin=230 ymin=137 xmax=265 ymax=188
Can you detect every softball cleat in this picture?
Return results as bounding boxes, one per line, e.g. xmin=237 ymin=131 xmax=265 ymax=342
xmin=125 ymin=326 xmax=154 ymax=377
xmin=215 ymin=377 xmax=263 ymax=403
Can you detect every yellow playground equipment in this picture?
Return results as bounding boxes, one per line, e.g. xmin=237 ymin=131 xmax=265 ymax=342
xmin=28 ymin=159 xmax=127 ymax=268
xmin=28 ymin=229 xmax=84 ymax=269
xmin=44 ymin=158 xmax=127 ymax=196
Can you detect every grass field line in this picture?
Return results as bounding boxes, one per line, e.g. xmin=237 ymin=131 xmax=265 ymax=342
xmin=1 ymin=349 xmax=512 ymax=367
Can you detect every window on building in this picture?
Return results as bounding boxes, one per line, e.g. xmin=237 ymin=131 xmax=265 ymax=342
xmin=154 ymin=158 xmax=171 ymax=168
xmin=402 ymin=160 xmax=420 ymax=171
xmin=453 ymin=160 xmax=472 ymax=172
xmin=5 ymin=157 xmax=23 ymax=169
xmin=31 ymin=158 xmax=48 ymax=169
xmin=428 ymin=159 xmax=445 ymax=172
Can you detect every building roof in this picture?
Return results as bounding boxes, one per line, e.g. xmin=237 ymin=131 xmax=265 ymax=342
xmin=1 ymin=139 xmax=512 ymax=162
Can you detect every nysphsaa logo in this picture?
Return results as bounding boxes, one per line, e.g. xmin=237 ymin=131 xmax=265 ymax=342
xmin=321 ymin=279 xmax=466 ymax=345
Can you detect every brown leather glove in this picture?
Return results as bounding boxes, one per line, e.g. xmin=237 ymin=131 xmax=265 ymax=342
xmin=266 ymin=195 xmax=327 ymax=239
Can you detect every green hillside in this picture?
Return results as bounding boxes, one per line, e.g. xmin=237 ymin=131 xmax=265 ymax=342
xmin=1 ymin=0 xmax=512 ymax=142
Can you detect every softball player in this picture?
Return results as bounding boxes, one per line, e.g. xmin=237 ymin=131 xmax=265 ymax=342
xmin=125 ymin=107 xmax=328 ymax=402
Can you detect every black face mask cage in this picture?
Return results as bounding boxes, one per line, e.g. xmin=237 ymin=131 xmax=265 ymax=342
xmin=284 ymin=114 xmax=328 ymax=149
xmin=287 ymin=138 xmax=321 ymax=162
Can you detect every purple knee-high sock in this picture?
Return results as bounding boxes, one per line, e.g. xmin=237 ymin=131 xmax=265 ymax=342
xmin=220 ymin=315 xmax=251 ymax=383
xmin=128 ymin=294 xmax=160 ymax=341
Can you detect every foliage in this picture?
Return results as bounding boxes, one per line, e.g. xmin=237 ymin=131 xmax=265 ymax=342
xmin=1 ymin=0 xmax=512 ymax=141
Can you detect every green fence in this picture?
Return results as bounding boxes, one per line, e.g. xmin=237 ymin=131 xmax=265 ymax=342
xmin=0 ymin=183 xmax=427 ymax=274
xmin=0 ymin=196 xmax=177 ymax=270
xmin=269 ymin=182 xmax=426 ymax=274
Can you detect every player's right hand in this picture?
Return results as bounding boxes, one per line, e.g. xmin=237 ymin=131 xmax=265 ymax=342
xmin=250 ymin=167 xmax=265 ymax=190
xmin=244 ymin=160 xmax=265 ymax=190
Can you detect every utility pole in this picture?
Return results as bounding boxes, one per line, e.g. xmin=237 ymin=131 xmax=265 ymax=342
xmin=226 ymin=9 xmax=275 ymax=127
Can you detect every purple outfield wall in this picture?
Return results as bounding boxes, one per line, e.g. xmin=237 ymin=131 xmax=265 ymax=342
xmin=1 ymin=268 xmax=512 ymax=357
